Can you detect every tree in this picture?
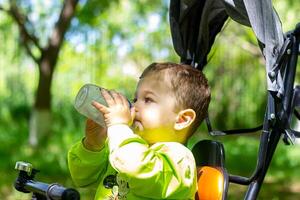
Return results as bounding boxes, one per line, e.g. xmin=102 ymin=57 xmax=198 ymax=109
xmin=0 ymin=0 xmax=126 ymax=146
xmin=0 ymin=0 xmax=79 ymax=146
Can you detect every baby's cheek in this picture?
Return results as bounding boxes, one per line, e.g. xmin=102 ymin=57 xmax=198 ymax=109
xmin=144 ymin=109 xmax=161 ymax=125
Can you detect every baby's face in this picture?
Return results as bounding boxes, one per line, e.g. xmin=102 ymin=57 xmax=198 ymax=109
xmin=132 ymin=74 xmax=179 ymax=144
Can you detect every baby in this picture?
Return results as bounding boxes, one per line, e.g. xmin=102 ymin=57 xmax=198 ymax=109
xmin=68 ymin=62 xmax=211 ymax=199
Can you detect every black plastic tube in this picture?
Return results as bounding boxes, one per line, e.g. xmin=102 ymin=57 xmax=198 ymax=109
xmin=24 ymin=180 xmax=80 ymax=200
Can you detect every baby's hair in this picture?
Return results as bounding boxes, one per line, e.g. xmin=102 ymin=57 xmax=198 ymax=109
xmin=140 ymin=62 xmax=211 ymax=134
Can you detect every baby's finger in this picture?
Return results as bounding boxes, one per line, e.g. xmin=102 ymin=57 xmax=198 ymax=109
xmin=119 ymin=93 xmax=129 ymax=107
xmin=92 ymin=101 xmax=109 ymax=114
xmin=86 ymin=118 xmax=101 ymax=133
xmin=101 ymin=89 xmax=114 ymax=106
xmin=111 ymin=90 xmax=123 ymax=105
xmin=86 ymin=118 xmax=97 ymax=126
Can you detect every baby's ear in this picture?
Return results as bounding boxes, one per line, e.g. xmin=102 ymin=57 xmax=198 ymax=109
xmin=174 ymin=109 xmax=196 ymax=131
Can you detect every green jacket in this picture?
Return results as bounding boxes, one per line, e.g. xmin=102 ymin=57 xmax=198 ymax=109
xmin=68 ymin=124 xmax=197 ymax=200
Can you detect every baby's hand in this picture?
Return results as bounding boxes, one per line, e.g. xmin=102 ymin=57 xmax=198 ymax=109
xmin=84 ymin=118 xmax=107 ymax=151
xmin=92 ymin=89 xmax=134 ymax=127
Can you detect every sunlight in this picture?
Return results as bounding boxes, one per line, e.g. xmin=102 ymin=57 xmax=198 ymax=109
xmin=147 ymin=13 xmax=160 ymax=32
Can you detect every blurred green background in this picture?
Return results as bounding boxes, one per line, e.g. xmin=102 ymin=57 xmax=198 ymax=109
xmin=0 ymin=0 xmax=299 ymax=199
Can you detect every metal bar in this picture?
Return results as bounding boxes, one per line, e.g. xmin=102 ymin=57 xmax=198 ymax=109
xmin=283 ymin=36 xmax=298 ymax=117
xmin=244 ymin=127 xmax=282 ymax=200
xmin=25 ymin=181 xmax=49 ymax=196
xmin=243 ymin=100 xmax=273 ymax=200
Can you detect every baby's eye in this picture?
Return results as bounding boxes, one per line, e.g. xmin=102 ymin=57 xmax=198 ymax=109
xmin=144 ymin=97 xmax=153 ymax=103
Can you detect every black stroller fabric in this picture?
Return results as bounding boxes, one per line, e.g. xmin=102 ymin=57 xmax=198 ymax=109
xmin=169 ymin=0 xmax=285 ymax=95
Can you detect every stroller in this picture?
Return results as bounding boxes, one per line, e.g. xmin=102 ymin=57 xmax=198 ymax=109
xmin=168 ymin=0 xmax=300 ymax=199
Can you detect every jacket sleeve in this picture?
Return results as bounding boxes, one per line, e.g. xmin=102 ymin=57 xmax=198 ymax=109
xmin=107 ymin=124 xmax=197 ymax=199
xmin=68 ymin=139 xmax=109 ymax=187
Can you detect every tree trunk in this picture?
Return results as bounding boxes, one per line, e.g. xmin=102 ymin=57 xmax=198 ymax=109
xmin=29 ymin=54 xmax=55 ymax=146
xmin=29 ymin=108 xmax=52 ymax=147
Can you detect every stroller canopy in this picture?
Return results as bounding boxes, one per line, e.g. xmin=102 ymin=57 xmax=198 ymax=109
xmin=169 ymin=0 xmax=285 ymax=95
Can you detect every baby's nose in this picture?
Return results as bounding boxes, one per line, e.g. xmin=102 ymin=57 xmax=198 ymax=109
xmin=133 ymin=104 xmax=138 ymax=112
xmin=132 ymin=103 xmax=139 ymax=112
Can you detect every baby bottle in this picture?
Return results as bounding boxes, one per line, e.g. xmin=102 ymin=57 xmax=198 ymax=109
xmin=74 ymin=84 xmax=108 ymax=127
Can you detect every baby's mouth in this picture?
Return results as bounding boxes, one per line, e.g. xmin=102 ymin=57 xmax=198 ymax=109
xmin=133 ymin=120 xmax=143 ymax=132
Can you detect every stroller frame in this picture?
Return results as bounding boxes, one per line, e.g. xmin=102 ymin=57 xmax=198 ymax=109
xmin=195 ymin=23 xmax=300 ymax=200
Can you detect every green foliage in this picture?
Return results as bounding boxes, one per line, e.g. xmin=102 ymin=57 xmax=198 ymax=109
xmin=76 ymin=0 xmax=120 ymax=26
xmin=205 ymin=22 xmax=267 ymax=130
xmin=0 ymin=0 xmax=300 ymax=199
